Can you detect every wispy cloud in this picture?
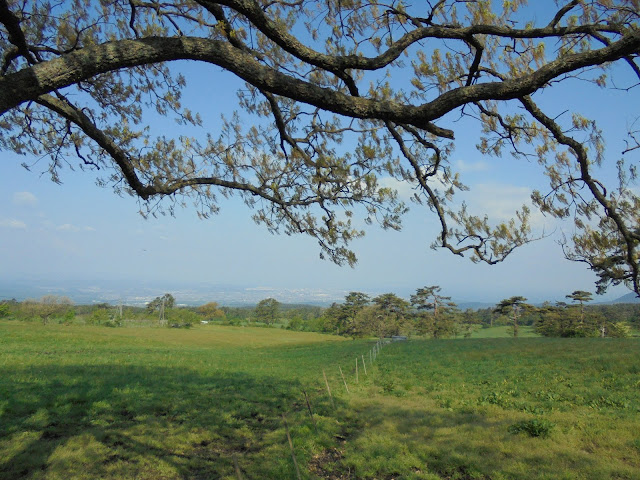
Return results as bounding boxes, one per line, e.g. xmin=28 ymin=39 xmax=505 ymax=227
xmin=463 ymin=183 xmax=548 ymax=230
xmin=56 ymin=223 xmax=96 ymax=232
xmin=381 ymin=178 xmax=550 ymax=231
xmin=0 ymin=218 xmax=27 ymax=229
xmin=12 ymin=191 xmax=38 ymax=207
xmin=378 ymin=174 xmax=448 ymax=202
xmin=378 ymin=176 xmax=418 ymax=201
xmin=455 ymin=159 xmax=490 ymax=173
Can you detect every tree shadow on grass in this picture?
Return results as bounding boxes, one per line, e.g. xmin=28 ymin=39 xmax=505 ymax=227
xmin=0 ymin=364 xmax=342 ymax=479
xmin=340 ymin=400 xmax=602 ymax=480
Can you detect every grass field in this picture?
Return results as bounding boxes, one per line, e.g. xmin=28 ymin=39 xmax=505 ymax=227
xmin=469 ymin=325 xmax=539 ymax=338
xmin=1 ymin=321 xmax=638 ymax=479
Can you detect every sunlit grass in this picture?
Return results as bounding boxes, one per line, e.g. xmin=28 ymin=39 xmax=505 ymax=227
xmin=346 ymin=338 xmax=640 ymax=479
xmin=1 ymin=322 xmax=638 ymax=479
xmin=469 ymin=325 xmax=539 ymax=338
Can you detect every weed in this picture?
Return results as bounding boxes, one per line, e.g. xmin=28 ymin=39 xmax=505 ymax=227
xmin=378 ymin=378 xmax=396 ymax=394
xmin=508 ymin=418 xmax=555 ymax=438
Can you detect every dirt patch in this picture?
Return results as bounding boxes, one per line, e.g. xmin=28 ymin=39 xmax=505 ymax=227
xmin=307 ymin=447 xmax=353 ymax=480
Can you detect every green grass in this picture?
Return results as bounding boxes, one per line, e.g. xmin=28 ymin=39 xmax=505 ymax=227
xmin=1 ymin=322 xmax=639 ymax=479
xmin=470 ymin=325 xmax=539 ymax=338
xmin=347 ymin=338 xmax=640 ymax=479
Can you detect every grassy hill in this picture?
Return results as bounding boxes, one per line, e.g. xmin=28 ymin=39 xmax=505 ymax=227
xmin=1 ymin=321 xmax=638 ymax=479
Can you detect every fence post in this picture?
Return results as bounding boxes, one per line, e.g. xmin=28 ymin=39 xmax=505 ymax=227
xmin=339 ymin=366 xmax=350 ymax=393
xmin=303 ymin=389 xmax=318 ymax=434
xmin=232 ymin=454 xmax=244 ymax=480
xmin=282 ymin=414 xmax=302 ymax=480
xmin=322 ymin=369 xmax=335 ymax=408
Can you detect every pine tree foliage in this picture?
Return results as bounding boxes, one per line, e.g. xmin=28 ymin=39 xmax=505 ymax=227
xmin=1 ymin=0 xmax=639 ymax=293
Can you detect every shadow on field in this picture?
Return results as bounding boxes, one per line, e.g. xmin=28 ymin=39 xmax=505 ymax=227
xmin=0 ymin=364 xmax=341 ymax=479
xmin=344 ymin=401 xmax=600 ymax=480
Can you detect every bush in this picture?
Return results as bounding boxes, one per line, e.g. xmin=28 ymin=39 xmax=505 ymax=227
xmin=88 ymin=308 xmax=110 ymax=325
xmin=287 ymin=316 xmax=304 ymax=331
xmin=221 ymin=318 xmax=242 ymax=326
xmin=508 ymin=419 xmax=555 ymax=438
xmin=167 ymin=308 xmax=199 ymax=327
xmin=607 ymin=322 xmax=631 ymax=338
xmin=61 ymin=310 xmax=76 ymax=325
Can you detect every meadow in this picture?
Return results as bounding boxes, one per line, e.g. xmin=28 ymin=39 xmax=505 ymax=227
xmin=1 ymin=321 xmax=638 ymax=479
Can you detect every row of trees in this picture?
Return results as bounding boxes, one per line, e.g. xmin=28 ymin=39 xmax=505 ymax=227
xmin=0 ymin=295 xmax=75 ymax=325
xmin=0 ymin=294 xmax=285 ymax=328
xmin=1 ymin=289 xmax=636 ymax=337
xmin=0 ymin=294 xmax=224 ymax=327
xmin=321 ymin=287 xmax=476 ymax=339
xmin=315 ymin=288 xmax=636 ymax=339
xmin=493 ymin=291 xmax=632 ymax=338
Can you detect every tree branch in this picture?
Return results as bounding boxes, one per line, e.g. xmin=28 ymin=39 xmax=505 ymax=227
xmin=3 ymin=31 xmax=639 ymax=136
xmin=520 ymin=95 xmax=640 ymax=294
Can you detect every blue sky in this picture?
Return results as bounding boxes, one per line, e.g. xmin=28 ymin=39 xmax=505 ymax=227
xmin=1 ymin=155 xmax=608 ymax=304
xmin=1 ymin=9 xmax=639 ymax=305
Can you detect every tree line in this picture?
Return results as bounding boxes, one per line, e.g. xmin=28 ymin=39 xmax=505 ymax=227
xmin=1 ymin=288 xmax=637 ymax=337
xmin=0 ymin=294 xmax=317 ymax=329
xmin=306 ymin=288 xmax=637 ymax=338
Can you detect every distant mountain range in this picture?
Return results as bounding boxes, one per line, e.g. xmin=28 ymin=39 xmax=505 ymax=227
xmin=457 ymin=292 xmax=640 ymax=309
xmin=604 ymin=292 xmax=640 ymax=304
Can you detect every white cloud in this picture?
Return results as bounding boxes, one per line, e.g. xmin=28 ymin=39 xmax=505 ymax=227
xmin=0 ymin=218 xmax=27 ymax=229
xmin=378 ymin=174 xmax=448 ymax=202
xmin=12 ymin=191 xmax=38 ymax=207
xmin=353 ymin=176 xmax=552 ymax=233
xmin=455 ymin=159 xmax=490 ymax=173
xmin=463 ymin=183 xmax=548 ymax=230
xmin=56 ymin=223 xmax=96 ymax=232
xmin=56 ymin=223 xmax=77 ymax=231
xmin=378 ymin=176 xmax=418 ymax=201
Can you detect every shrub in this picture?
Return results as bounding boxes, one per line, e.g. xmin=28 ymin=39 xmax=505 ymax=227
xmin=508 ymin=419 xmax=555 ymax=438
xmin=88 ymin=308 xmax=110 ymax=325
xmin=607 ymin=322 xmax=631 ymax=338
xmin=169 ymin=323 xmax=192 ymax=329
xmin=287 ymin=316 xmax=304 ymax=331
xmin=61 ymin=309 xmax=76 ymax=324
